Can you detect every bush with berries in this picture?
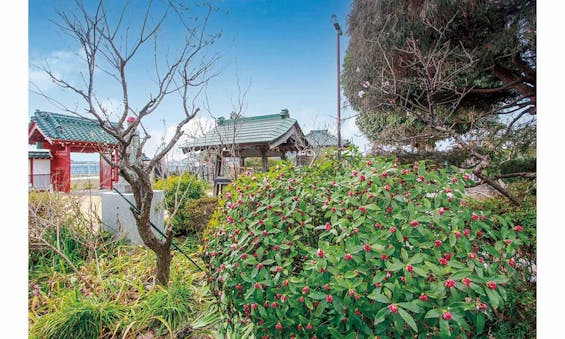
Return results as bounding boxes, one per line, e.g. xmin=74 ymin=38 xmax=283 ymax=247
xmin=202 ymin=153 xmax=525 ymax=338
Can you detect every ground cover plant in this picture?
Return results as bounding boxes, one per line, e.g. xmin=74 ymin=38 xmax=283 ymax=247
xmin=29 ymin=192 xmax=220 ymax=338
xmin=203 ymin=152 xmax=528 ymax=338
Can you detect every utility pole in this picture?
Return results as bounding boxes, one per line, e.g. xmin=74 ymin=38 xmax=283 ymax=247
xmin=331 ymin=14 xmax=343 ymax=161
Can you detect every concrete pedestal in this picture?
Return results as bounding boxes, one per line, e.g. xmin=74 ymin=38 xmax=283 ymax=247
xmin=101 ymin=190 xmax=165 ymax=245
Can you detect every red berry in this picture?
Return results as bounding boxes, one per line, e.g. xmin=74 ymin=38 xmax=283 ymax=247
xmin=387 ymin=304 xmax=399 ymax=313
xmin=299 ymin=296 xmax=305 ymax=303
xmin=442 ymin=311 xmax=453 ymax=320
xmin=469 ymin=253 xmax=476 ymax=260
xmin=515 ymin=225 xmax=523 ymax=232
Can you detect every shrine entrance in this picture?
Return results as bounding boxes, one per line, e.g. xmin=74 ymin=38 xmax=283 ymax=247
xmin=28 ymin=110 xmax=120 ymax=193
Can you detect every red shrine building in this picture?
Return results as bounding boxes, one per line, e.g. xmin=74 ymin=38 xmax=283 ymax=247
xmin=28 ymin=110 xmax=120 ymax=192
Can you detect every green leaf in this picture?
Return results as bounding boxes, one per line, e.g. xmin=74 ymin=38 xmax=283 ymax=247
xmin=262 ymin=259 xmax=275 ymax=265
xmin=425 ymin=309 xmax=441 ymax=319
xmin=398 ymin=302 xmax=422 ymax=314
xmin=374 ymin=306 xmax=389 ymax=326
xmin=398 ymin=308 xmax=418 ymax=332
xmin=367 ymin=290 xmax=390 ymax=303
xmin=408 ymin=253 xmax=424 ymax=265
xmin=309 ymin=291 xmax=327 ymax=300
xmin=476 ymin=313 xmax=485 ymax=334
xmin=401 ymin=248 xmax=408 ymax=263
xmin=486 ymin=288 xmax=500 ymax=309
xmin=439 ymin=319 xmax=451 ymax=338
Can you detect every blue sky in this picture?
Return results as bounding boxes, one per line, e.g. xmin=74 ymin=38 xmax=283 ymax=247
xmin=28 ymin=0 xmax=370 ymax=161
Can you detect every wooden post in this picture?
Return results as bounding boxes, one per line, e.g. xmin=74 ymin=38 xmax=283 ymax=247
xmin=261 ymin=148 xmax=268 ymax=173
xmin=280 ymin=152 xmax=287 ymax=161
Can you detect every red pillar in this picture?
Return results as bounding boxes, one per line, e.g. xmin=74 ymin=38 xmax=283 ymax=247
xmin=51 ymin=144 xmax=71 ymax=192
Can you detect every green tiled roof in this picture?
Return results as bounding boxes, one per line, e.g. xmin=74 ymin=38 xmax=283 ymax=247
xmin=183 ymin=110 xmax=302 ymax=150
xmin=30 ymin=111 xmax=118 ymax=144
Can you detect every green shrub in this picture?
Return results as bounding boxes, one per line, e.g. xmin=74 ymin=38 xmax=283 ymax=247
xmin=153 ymin=173 xmax=209 ymax=229
xmin=203 ymin=155 xmax=526 ymax=338
xmin=172 ymin=196 xmax=218 ymax=236
xmin=468 ymin=181 xmax=536 ymax=338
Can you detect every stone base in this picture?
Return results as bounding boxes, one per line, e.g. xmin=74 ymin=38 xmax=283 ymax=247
xmin=101 ymin=190 xmax=165 ymax=245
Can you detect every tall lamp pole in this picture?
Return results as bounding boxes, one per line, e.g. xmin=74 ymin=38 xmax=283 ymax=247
xmin=331 ymin=14 xmax=343 ymax=161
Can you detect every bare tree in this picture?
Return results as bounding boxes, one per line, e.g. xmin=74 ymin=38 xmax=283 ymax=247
xmin=33 ymin=0 xmax=221 ymax=285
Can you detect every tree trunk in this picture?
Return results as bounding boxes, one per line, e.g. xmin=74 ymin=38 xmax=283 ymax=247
xmin=155 ymin=247 xmax=173 ymax=286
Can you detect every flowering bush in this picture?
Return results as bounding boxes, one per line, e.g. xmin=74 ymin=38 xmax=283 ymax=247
xmin=202 ymin=155 xmax=525 ymax=338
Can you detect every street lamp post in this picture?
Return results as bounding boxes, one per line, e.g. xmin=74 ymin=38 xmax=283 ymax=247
xmin=331 ymin=14 xmax=343 ymax=161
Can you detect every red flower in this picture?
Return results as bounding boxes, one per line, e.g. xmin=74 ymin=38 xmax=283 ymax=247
xmin=444 ymin=253 xmax=452 ymax=260
xmin=406 ymin=264 xmax=414 ymax=272
xmin=438 ymin=207 xmax=445 ymax=216
xmin=384 ymin=184 xmax=391 ymax=191
xmin=472 ymin=213 xmax=479 ymax=221
xmin=454 ymin=231 xmax=461 ymax=238
xmin=283 ymin=280 xmax=289 ymax=286
xmin=387 ymin=304 xmax=399 ymax=313
xmin=257 ymin=263 xmax=263 ymax=270
xmin=344 ymin=253 xmax=353 ymax=261
xmin=463 ymin=278 xmax=471 ymax=287
xmin=515 ymin=225 xmax=523 ymax=232
xmin=434 ymin=240 xmax=442 ymax=247
xmin=509 ymin=258 xmax=516 ymax=267
xmin=254 ymin=282 xmax=261 ymax=289
xmin=359 ymin=206 xmax=367 ymax=212
xmin=349 ymin=289 xmax=355 ymax=297
xmin=302 ymin=286 xmax=310 ymax=294
xmin=251 ymin=303 xmax=258 ymax=310
xmin=464 ymin=228 xmax=471 ymax=237
xmin=389 ymin=226 xmax=396 ymax=233
xmin=297 ymin=324 xmax=303 ymax=330
xmin=324 ymin=284 xmax=330 ymax=291
xmin=478 ymin=303 xmax=488 ymax=312
xmin=419 ymin=293 xmax=429 ymax=301
xmin=505 ymin=239 xmax=513 ymax=245
xmin=469 ymin=253 xmax=476 ymax=260
xmin=271 ymin=302 xmax=278 ymax=308
xmin=306 ymin=323 xmax=313 ymax=330
xmin=363 ymin=243 xmax=371 ymax=252
xmin=276 ymin=322 xmax=283 ymax=330
xmin=445 ymin=280 xmax=456 ymax=288
xmin=126 ymin=116 xmax=136 ymax=123
xmin=316 ymin=249 xmax=325 ymax=258
xmin=299 ymin=296 xmax=305 ymax=303
xmin=325 ymin=222 xmax=332 ymax=231
xmin=440 ymin=258 xmax=449 ymax=266
xmin=275 ymin=266 xmax=282 ymax=273
xmin=410 ymin=220 xmax=419 ymax=227
xmin=487 ymin=281 xmax=497 ymax=290
xmin=381 ymin=254 xmax=388 ymax=260
xmin=442 ymin=311 xmax=453 ymax=320
xmin=326 ymin=295 xmax=334 ymax=303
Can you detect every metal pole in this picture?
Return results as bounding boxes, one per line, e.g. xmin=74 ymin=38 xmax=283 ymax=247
xmin=331 ymin=14 xmax=343 ymax=162
xmin=337 ymin=30 xmax=342 ymax=161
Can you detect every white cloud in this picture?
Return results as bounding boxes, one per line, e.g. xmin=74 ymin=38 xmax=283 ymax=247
xmin=144 ymin=116 xmax=215 ymax=161
xmin=29 ymin=49 xmax=86 ymax=93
